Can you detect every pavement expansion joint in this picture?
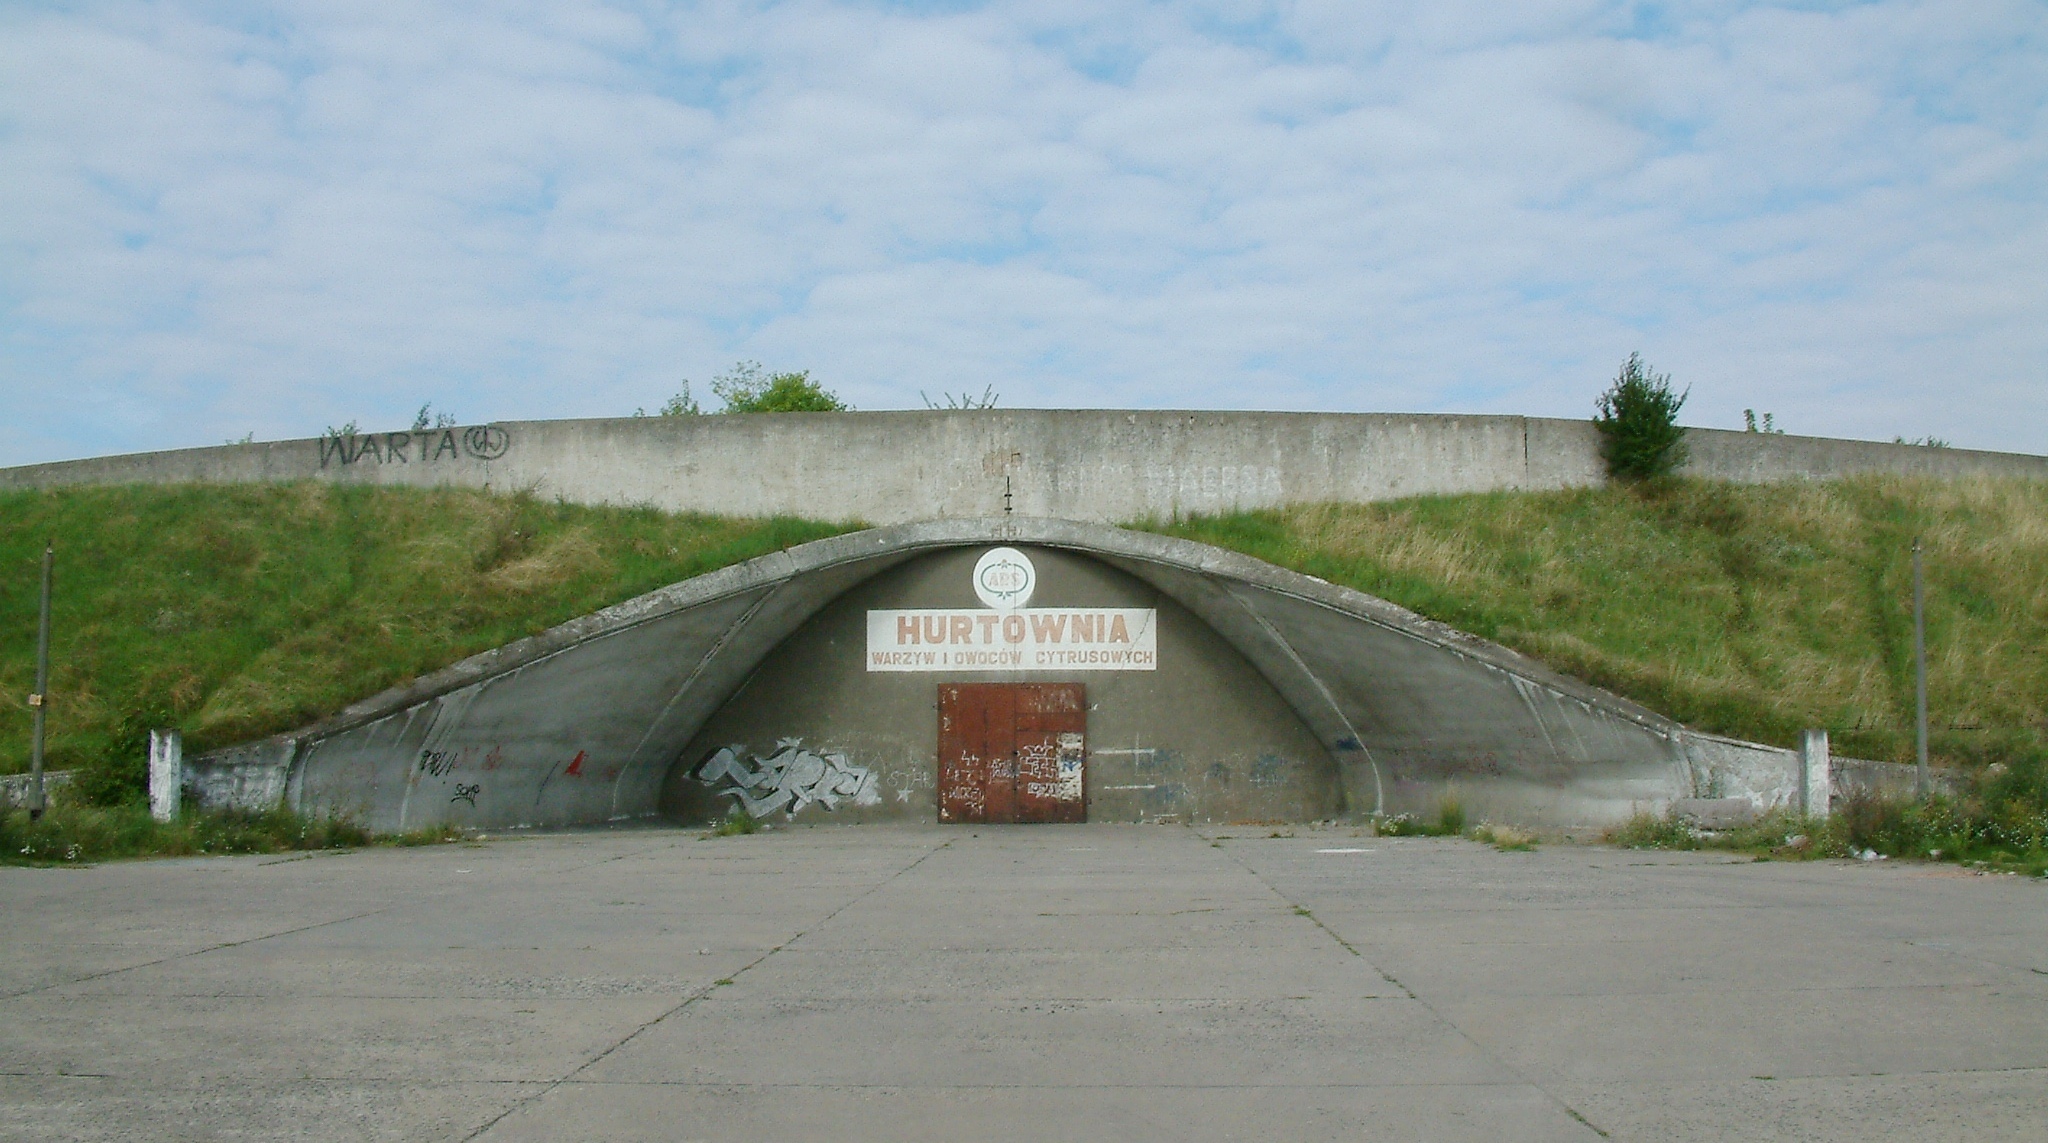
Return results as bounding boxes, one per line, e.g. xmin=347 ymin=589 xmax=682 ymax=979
xmin=0 ymin=906 xmax=395 ymax=1002
xmin=1211 ymin=839 xmax=1619 ymax=1141
xmin=545 ymin=1079 xmax=1567 ymax=1090
xmin=1747 ymin=1065 xmax=2048 ymax=1081
xmin=455 ymin=838 xmax=953 ymax=1142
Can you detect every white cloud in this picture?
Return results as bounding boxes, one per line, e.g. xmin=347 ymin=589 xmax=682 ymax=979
xmin=1 ymin=0 xmax=2043 ymax=462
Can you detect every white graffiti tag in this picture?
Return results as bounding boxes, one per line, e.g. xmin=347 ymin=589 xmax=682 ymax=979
xmin=696 ymin=739 xmax=881 ymax=818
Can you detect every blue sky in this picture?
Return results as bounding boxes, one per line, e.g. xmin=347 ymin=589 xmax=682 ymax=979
xmin=2 ymin=0 xmax=2043 ymax=463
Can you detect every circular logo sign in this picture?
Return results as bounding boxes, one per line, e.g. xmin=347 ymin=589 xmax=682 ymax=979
xmin=973 ymin=547 xmax=1035 ymax=610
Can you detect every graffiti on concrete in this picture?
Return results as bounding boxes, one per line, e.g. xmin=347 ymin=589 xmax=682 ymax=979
xmin=416 ymin=744 xmax=508 ymax=779
xmin=885 ymin=764 xmax=936 ymax=804
xmin=319 ymin=424 xmax=511 ymax=468
xmin=463 ymin=424 xmax=512 ymax=460
xmin=450 ymin=783 xmax=481 ymax=807
xmin=1057 ymin=732 xmax=1085 ymax=800
xmin=697 ymin=739 xmax=881 ymax=818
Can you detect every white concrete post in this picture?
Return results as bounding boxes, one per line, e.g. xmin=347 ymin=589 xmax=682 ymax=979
xmin=1799 ymin=728 xmax=1830 ymax=819
xmin=148 ymin=729 xmax=182 ymax=823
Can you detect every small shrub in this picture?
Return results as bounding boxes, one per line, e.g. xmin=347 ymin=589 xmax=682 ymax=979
xmin=708 ymin=807 xmax=763 ymax=837
xmin=411 ymin=403 xmax=458 ymax=430
xmin=635 ymin=365 xmax=845 ymax=417
xmin=1834 ymin=791 xmax=1939 ymax=857
xmin=71 ymin=703 xmax=175 ymax=807
xmin=653 ymin=383 xmax=703 ymax=417
xmin=1594 ymin=352 xmax=1689 ymax=481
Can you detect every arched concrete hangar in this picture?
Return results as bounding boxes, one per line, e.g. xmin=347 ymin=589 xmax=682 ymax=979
xmin=24 ymin=410 xmax=2041 ymax=829
xmin=194 ymin=517 xmax=1767 ymax=833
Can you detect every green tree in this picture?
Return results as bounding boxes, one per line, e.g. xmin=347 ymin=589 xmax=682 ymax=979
xmin=711 ymin=361 xmax=847 ymax=413
xmin=1594 ymin=352 xmax=1689 ymax=481
xmin=635 ymin=364 xmax=847 ymax=418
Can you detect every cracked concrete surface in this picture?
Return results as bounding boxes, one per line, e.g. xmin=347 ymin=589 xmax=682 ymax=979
xmin=3 ymin=825 xmax=2044 ymax=1141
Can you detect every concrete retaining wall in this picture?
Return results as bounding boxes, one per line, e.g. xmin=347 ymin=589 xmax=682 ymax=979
xmin=184 ymin=739 xmax=298 ymax=814
xmin=0 ymin=770 xmax=73 ymax=809
xmin=1670 ymin=737 xmax=1964 ymax=821
xmin=6 ymin=411 xmax=2041 ymax=524
xmin=1835 ymin=757 xmax=1963 ymax=801
xmin=1681 ymin=734 xmax=1807 ymax=813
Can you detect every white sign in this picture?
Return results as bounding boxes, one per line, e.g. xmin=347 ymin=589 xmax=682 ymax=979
xmin=973 ymin=547 xmax=1035 ymax=609
xmin=867 ymin=608 xmax=1158 ymax=672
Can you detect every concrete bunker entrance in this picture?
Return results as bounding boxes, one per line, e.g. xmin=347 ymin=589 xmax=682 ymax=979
xmin=268 ymin=518 xmax=1701 ymax=835
xmin=659 ymin=543 xmax=1340 ymax=826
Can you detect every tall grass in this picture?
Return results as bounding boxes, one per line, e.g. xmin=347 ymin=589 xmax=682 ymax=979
xmin=1375 ymin=793 xmax=1469 ymax=837
xmin=0 ymin=803 xmax=466 ymax=865
xmin=1607 ymin=749 xmax=2048 ymax=875
xmin=0 ymin=483 xmax=854 ymax=800
xmin=1149 ymin=475 xmax=2048 ymax=768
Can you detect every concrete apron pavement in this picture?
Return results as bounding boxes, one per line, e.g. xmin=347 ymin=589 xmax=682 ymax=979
xmin=2 ymin=826 xmax=2044 ymax=1142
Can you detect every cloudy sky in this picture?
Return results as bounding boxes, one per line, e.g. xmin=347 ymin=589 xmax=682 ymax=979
xmin=2 ymin=0 xmax=2043 ymax=464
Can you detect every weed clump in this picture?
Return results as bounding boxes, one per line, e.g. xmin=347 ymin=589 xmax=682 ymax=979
xmin=1434 ymin=794 xmax=1466 ymax=836
xmin=1373 ymin=794 xmax=1472 ymax=838
xmin=707 ymin=808 xmax=763 ymax=837
xmin=1374 ymin=814 xmax=1423 ymax=836
xmin=1470 ymin=823 xmax=1538 ymax=851
xmin=1606 ymin=811 xmax=1702 ymax=851
xmin=1603 ymin=756 xmax=2048 ymax=876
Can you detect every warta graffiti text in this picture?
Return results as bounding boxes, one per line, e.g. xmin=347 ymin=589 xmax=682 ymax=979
xmin=319 ymin=424 xmax=511 ymax=468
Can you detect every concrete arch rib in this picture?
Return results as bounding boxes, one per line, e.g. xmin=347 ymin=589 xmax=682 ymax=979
xmin=195 ymin=518 xmax=1705 ymax=832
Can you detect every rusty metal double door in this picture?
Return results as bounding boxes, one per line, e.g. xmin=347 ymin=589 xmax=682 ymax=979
xmin=938 ymin=683 xmax=1086 ymax=824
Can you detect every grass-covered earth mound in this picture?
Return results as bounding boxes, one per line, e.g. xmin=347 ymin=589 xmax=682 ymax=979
xmin=1151 ymin=474 xmax=2048 ymax=874
xmin=0 ymin=483 xmax=853 ymax=801
xmin=3 ymin=474 xmax=2043 ymax=871
xmin=1149 ymin=474 xmax=2047 ymax=768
